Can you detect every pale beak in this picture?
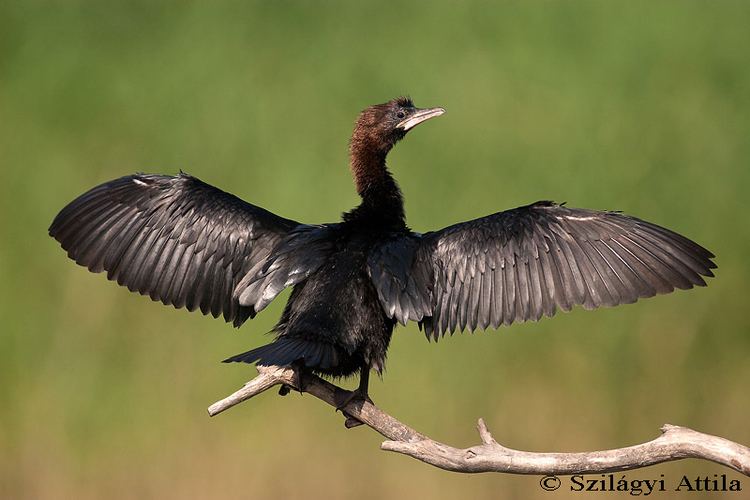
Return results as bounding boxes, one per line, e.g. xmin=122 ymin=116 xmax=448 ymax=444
xmin=396 ymin=107 xmax=445 ymax=131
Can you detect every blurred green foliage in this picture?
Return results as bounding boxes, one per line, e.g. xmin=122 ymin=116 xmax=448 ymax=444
xmin=1 ymin=1 xmax=749 ymax=498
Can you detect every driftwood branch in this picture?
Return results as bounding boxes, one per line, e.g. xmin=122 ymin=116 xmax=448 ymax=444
xmin=208 ymin=365 xmax=750 ymax=476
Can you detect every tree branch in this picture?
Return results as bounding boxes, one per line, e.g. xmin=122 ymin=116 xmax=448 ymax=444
xmin=208 ymin=365 xmax=750 ymax=476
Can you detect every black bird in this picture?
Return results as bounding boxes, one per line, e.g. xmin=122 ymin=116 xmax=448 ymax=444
xmin=49 ymin=97 xmax=716 ymax=406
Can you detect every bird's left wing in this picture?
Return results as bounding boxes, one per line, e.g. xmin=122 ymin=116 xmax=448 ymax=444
xmin=368 ymin=201 xmax=716 ymax=339
xmin=49 ymin=173 xmax=302 ymax=327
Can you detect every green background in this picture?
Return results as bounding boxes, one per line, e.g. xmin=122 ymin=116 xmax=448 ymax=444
xmin=2 ymin=1 xmax=749 ymax=499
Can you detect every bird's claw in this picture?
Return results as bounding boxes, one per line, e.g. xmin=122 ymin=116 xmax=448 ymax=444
xmin=278 ymin=364 xmax=308 ymax=397
xmin=344 ymin=416 xmax=365 ymax=428
xmin=334 ymin=388 xmax=373 ymax=428
xmin=334 ymin=388 xmax=373 ymax=411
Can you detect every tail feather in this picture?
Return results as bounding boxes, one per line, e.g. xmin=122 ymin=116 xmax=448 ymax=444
xmin=223 ymin=338 xmax=338 ymax=370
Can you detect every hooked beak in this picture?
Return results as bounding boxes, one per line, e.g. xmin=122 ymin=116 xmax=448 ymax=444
xmin=396 ymin=107 xmax=445 ymax=131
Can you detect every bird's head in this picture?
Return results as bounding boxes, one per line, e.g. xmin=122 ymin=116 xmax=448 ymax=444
xmin=350 ymin=97 xmax=445 ymax=157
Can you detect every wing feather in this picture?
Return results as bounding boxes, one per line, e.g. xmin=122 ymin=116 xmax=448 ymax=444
xmin=368 ymin=202 xmax=716 ymax=338
xmin=49 ymin=173 xmax=300 ymax=326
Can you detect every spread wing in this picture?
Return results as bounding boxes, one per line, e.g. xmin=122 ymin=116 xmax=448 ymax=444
xmin=369 ymin=201 xmax=716 ymax=339
xmin=49 ymin=173 xmax=301 ymax=327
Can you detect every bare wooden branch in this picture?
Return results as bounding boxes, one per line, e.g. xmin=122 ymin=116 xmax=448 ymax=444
xmin=209 ymin=365 xmax=750 ymax=477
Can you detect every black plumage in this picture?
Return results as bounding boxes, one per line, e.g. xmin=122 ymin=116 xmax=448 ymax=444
xmin=49 ymin=97 xmax=716 ymax=402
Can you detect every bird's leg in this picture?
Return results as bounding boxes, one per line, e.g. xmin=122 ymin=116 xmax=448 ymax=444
xmin=278 ymin=362 xmax=309 ymax=396
xmin=334 ymin=363 xmax=373 ymax=428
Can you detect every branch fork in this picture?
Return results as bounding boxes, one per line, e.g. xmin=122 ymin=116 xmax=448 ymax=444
xmin=208 ymin=365 xmax=750 ymax=476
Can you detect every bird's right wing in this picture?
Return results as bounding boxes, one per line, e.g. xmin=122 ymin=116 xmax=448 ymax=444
xmin=49 ymin=173 xmax=303 ymax=327
xmin=369 ymin=202 xmax=716 ymax=339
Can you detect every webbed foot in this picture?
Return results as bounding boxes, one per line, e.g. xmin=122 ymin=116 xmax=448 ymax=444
xmin=334 ymin=387 xmax=374 ymax=428
xmin=278 ymin=363 xmax=309 ymax=396
xmin=334 ymin=387 xmax=373 ymax=410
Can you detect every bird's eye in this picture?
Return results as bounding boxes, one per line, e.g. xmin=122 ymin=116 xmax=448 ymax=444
xmin=396 ymin=111 xmax=405 ymax=119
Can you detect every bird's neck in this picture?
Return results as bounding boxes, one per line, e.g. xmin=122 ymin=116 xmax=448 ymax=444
xmin=346 ymin=139 xmax=405 ymax=227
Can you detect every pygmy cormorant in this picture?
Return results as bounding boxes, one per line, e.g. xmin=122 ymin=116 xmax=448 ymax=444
xmin=49 ymin=97 xmax=716 ymax=407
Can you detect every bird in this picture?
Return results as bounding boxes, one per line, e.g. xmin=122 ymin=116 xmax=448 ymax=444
xmin=49 ymin=96 xmax=716 ymax=410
